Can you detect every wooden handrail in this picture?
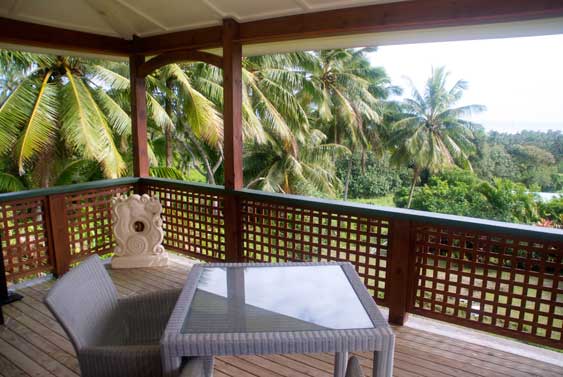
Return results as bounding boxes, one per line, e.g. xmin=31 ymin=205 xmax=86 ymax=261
xmin=139 ymin=177 xmax=563 ymax=242
xmin=0 ymin=177 xmax=140 ymax=203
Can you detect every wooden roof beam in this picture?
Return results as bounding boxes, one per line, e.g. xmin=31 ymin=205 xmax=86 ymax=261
xmin=0 ymin=17 xmax=131 ymax=56
xmin=131 ymin=0 xmax=563 ymax=54
xmin=2 ymin=0 xmax=563 ymax=57
xmin=238 ymin=0 xmax=563 ymax=45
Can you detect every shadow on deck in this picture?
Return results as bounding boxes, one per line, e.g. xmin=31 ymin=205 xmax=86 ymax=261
xmin=0 ymin=258 xmax=562 ymax=377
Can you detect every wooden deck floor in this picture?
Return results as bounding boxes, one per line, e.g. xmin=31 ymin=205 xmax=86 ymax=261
xmin=1 ymin=260 xmax=562 ymax=377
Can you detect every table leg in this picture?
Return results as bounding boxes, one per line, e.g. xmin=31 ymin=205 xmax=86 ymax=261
xmin=372 ymin=336 xmax=395 ymax=377
xmin=334 ymin=351 xmax=348 ymax=377
xmin=161 ymin=353 xmax=182 ymax=377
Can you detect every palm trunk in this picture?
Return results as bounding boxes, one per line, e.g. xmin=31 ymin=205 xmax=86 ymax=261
xmin=343 ymin=156 xmax=353 ymax=200
xmin=184 ymin=126 xmax=216 ymax=184
xmin=165 ymin=79 xmax=174 ymax=168
xmin=360 ymin=150 xmax=366 ymax=174
xmin=37 ymin=148 xmax=54 ymax=188
xmin=407 ymin=167 xmax=420 ymax=209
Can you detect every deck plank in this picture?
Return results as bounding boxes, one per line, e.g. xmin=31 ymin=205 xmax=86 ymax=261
xmin=0 ymin=259 xmax=561 ymax=377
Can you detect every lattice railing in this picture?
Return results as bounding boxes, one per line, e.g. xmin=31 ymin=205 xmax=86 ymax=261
xmin=241 ymin=197 xmax=390 ymax=304
xmin=0 ymin=197 xmax=52 ymax=282
xmin=0 ymin=178 xmax=138 ymax=283
xmin=65 ymin=184 xmax=134 ymax=263
xmin=1 ymin=177 xmax=562 ymax=350
xmin=412 ymin=224 xmax=563 ymax=348
xmin=144 ymin=180 xmax=226 ymax=262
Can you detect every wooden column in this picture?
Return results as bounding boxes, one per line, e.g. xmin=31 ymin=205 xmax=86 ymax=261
xmin=47 ymin=194 xmax=72 ymax=276
xmin=130 ymin=54 xmax=149 ymax=178
xmin=222 ymin=19 xmax=244 ymax=262
xmin=386 ymin=219 xmax=415 ymax=325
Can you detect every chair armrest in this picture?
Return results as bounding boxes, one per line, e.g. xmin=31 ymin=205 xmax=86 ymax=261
xmin=117 ymin=288 xmax=181 ymax=344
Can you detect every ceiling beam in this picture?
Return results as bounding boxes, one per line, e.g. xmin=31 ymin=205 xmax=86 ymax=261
xmin=0 ymin=17 xmax=130 ymax=56
xmin=238 ymin=0 xmax=563 ymax=44
xmin=137 ymin=50 xmax=223 ymax=77
xmin=132 ymin=25 xmax=223 ymax=54
xmin=2 ymin=0 xmax=563 ymax=57
xmin=132 ymin=0 xmax=563 ymax=54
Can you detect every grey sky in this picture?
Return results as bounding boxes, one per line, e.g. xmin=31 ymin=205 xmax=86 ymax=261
xmin=369 ymin=34 xmax=563 ymax=133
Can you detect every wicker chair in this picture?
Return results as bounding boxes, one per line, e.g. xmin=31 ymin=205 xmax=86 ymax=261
xmin=345 ymin=356 xmax=365 ymax=377
xmin=44 ymin=255 xmax=213 ymax=377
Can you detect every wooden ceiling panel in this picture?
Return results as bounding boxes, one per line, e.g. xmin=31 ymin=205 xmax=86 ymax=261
xmin=208 ymin=0 xmax=303 ymax=21
xmin=14 ymin=0 xmax=118 ymax=37
xmin=119 ymin=0 xmax=221 ymax=35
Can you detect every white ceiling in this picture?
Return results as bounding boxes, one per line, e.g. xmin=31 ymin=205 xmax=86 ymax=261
xmin=0 ymin=0 xmax=405 ymax=39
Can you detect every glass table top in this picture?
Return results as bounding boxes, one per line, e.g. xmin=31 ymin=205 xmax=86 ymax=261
xmin=182 ymin=265 xmax=375 ymax=334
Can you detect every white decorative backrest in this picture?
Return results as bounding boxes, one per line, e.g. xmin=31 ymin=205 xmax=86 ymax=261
xmin=112 ymin=194 xmax=165 ymax=257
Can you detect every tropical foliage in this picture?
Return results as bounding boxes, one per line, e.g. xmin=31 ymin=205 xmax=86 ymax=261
xmin=1 ymin=49 xmax=561 ymax=228
xmin=388 ymin=66 xmax=485 ymax=207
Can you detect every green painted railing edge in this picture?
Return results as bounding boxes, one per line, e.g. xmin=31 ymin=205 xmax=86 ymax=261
xmin=0 ymin=177 xmax=140 ymax=203
xmin=1 ymin=176 xmax=561 ymax=242
xmin=235 ymin=188 xmax=563 ymax=242
xmin=140 ymin=177 xmax=225 ymax=194
xmin=141 ymin=178 xmax=563 ymax=242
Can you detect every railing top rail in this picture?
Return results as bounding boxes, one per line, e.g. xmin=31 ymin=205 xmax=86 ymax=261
xmin=141 ymin=177 xmax=226 ymax=195
xmin=0 ymin=177 xmax=140 ymax=203
xmin=235 ymin=188 xmax=563 ymax=242
xmin=2 ymin=176 xmax=561 ymax=242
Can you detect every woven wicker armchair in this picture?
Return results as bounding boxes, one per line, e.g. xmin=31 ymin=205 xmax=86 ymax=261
xmin=44 ymin=255 xmax=213 ymax=377
xmin=345 ymin=356 xmax=365 ymax=377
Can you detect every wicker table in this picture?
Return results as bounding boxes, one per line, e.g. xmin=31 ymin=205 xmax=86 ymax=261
xmin=161 ymin=262 xmax=395 ymax=377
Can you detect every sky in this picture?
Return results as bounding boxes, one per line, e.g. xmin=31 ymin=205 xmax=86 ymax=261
xmin=368 ymin=34 xmax=563 ymax=133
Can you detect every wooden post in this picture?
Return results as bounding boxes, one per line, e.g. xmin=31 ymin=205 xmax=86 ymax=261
xmin=386 ymin=219 xmax=414 ymax=325
xmin=46 ymin=194 xmax=72 ymax=276
xmin=222 ymin=19 xmax=244 ymax=262
xmin=130 ymin=54 xmax=149 ymax=178
xmin=0 ymin=231 xmax=23 ymax=325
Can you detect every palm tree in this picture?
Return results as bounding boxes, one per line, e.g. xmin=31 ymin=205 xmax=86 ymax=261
xmin=244 ymin=129 xmax=348 ymax=196
xmin=145 ymin=63 xmax=224 ymax=183
xmin=304 ymin=49 xmax=396 ymax=199
xmin=389 ymin=66 xmax=486 ymax=208
xmin=0 ymin=51 xmax=131 ymax=185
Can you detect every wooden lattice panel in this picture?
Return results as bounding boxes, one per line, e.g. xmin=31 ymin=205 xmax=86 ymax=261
xmin=413 ymin=224 xmax=563 ymax=348
xmin=0 ymin=197 xmax=52 ymax=282
xmin=145 ymin=184 xmax=225 ymax=261
xmin=241 ymin=199 xmax=389 ymax=303
xmin=65 ymin=185 xmax=133 ymax=262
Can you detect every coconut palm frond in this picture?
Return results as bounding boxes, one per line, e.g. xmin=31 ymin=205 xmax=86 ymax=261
xmin=0 ymin=172 xmax=27 ymax=193
xmin=88 ymin=64 xmax=130 ymax=90
xmin=147 ymin=94 xmax=175 ymax=132
xmin=93 ymin=88 xmax=131 ymax=136
xmin=150 ymin=166 xmax=186 ymax=180
xmin=61 ymin=67 xmax=108 ymax=160
xmin=54 ymin=159 xmax=101 ymax=186
xmin=14 ymin=70 xmax=59 ymax=175
xmin=168 ymin=64 xmax=223 ymax=145
xmin=0 ymin=75 xmax=49 ymax=156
